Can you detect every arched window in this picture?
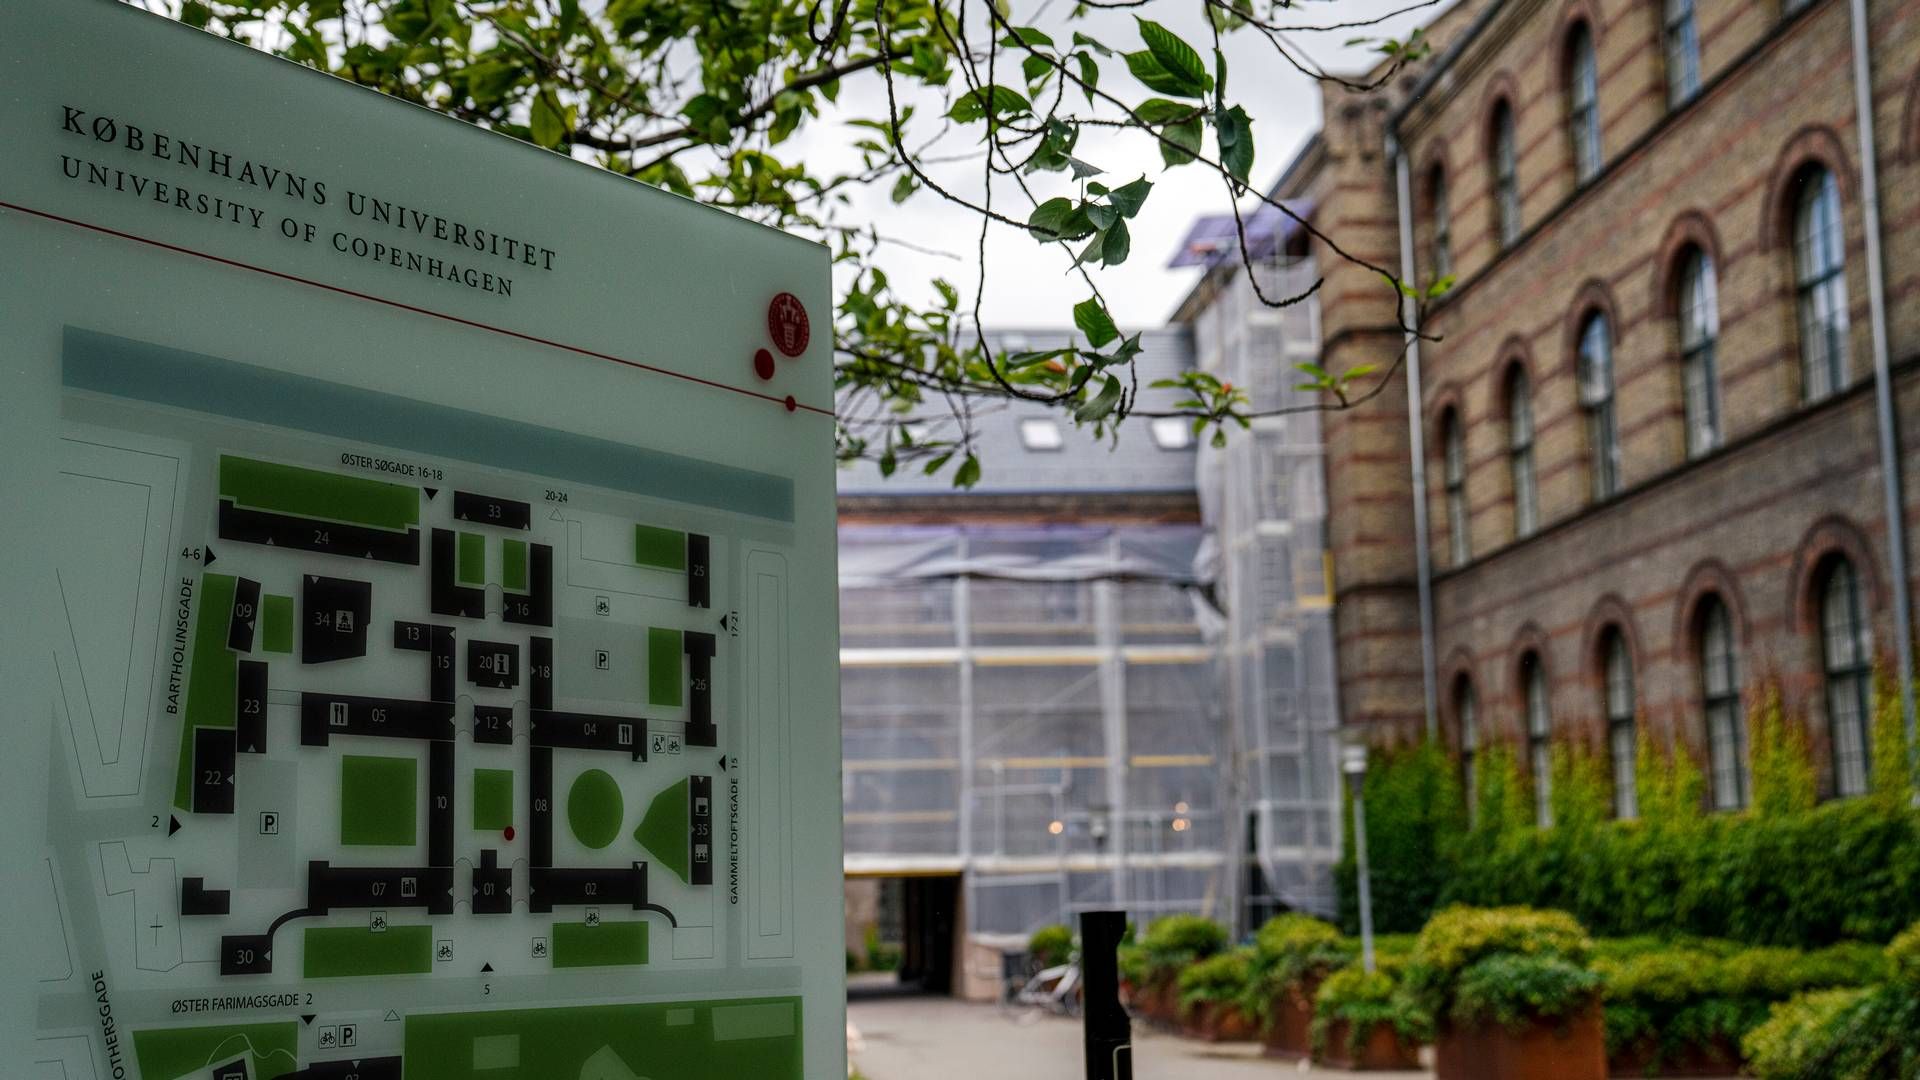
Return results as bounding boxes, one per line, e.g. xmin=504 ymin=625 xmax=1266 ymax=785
xmin=1699 ymin=596 xmax=1747 ymax=809
xmin=1664 ymin=0 xmax=1701 ymax=105
xmin=1677 ymin=247 xmax=1722 ymax=456
xmin=1508 ymin=368 xmax=1538 ymax=537
xmin=1443 ymin=411 xmax=1469 ymax=566
xmin=1819 ymin=557 xmax=1873 ymax=796
xmin=1567 ymin=26 xmax=1602 ymax=183
xmin=1492 ymin=102 xmax=1521 ymax=246
xmin=1428 ymin=166 xmax=1453 ymax=279
xmin=1456 ymin=677 xmax=1480 ymax=819
xmin=1793 ymin=167 xmax=1850 ymax=402
xmin=1578 ymin=312 xmax=1620 ymax=499
xmin=1603 ymin=630 xmax=1637 ymax=819
xmin=1523 ymin=652 xmax=1553 ymax=827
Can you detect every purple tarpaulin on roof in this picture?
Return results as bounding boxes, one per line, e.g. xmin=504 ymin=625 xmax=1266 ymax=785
xmin=1167 ymin=199 xmax=1313 ymax=269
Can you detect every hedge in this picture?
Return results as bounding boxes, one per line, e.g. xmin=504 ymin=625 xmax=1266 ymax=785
xmin=1595 ymin=939 xmax=1888 ymax=1071
xmin=1337 ymin=675 xmax=1920 ymax=948
xmin=1743 ymin=922 xmax=1920 ymax=1079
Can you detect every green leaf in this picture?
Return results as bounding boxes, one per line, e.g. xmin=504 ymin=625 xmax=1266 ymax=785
xmin=529 ymin=92 xmax=567 ymax=149
xmin=1294 ymin=362 xmax=1329 ymax=379
xmin=947 ymin=84 xmax=1031 ymax=123
xmin=1109 ymin=176 xmax=1152 ymax=217
xmin=879 ymin=451 xmax=897 ymax=477
xmin=1072 ymin=31 xmax=1115 ymax=56
xmin=1217 ymin=105 xmax=1254 ymax=182
xmin=1022 ymin=54 xmax=1054 ymax=86
xmin=1000 ymin=27 xmax=1056 ymax=47
xmin=923 ymin=452 xmax=955 ymax=476
xmin=954 ymin=454 xmax=982 ymax=489
xmin=1085 ymin=202 xmax=1117 ymax=231
xmin=891 ymin=172 xmax=916 ymax=204
xmin=1073 ymin=298 xmax=1120 ymax=348
xmin=1124 ymin=51 xmax=1205 ymax=99
xmin=1136 ymin=19 xmax=1210 ymax=96
xmin=1427 ymin=274 xmax=1458 ymax=298
xmin=1135 ymin=98 xmax=1196 ymax=125
xmin=557 ymin=0 xmax=580 ymax=40
xmin=1076 ymin=53 xmax=1100 ymax=103
xmin=1160 ymin=118 xmax=1203 ymax=166
xmin=1028 ymin=197 xmax=1094 ymax=241
xmin=1101 ymin=218 xmax=1131 ymax=265
xmin=1339 ymin=363 xmax=1379 ymax=382
xmin=1075 ymin=374 xmax=1124 ymax=423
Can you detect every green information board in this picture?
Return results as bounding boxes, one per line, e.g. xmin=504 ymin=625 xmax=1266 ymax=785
xmin=0 ymin=3 xmax=842 ymax=1076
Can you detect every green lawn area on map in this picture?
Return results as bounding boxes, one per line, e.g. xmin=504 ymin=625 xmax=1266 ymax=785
xmin=133 ymin=1021 xmax=298 ymax=1080
xmin=473 ymin=768 xmax=514 ymax=831
xmin=567 ymin=769 xmax=624 ymax=850
xmin=403 ymin=998 xmax=803 ymax=1080
xmin=635 ymin=777 xmax=690 ymax=883
xmin=341 ymin=754 xmax=418 ymax=846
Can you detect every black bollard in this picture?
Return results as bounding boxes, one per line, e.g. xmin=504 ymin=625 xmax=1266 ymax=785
xmin=1080 ymin=910 xmax=1132 ymax=1080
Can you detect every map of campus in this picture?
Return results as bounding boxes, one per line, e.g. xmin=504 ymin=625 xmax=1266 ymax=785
xmin=29 ymin=328 xmax=807 ymax=1080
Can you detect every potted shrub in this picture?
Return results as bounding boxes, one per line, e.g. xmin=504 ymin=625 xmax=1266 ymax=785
xmin=1597 ymin=939 xmax=1887 ymax=1077
xmin=1128 ymin=915 xmax=1226 ymax=1026
xmin=1744 ymin=921 xmax=1920 ymax=1079
xmin=1403 ymin=906 xmax=1606 ymax=1080
xmin=1027 ymin=924 xmax=1075 ymax=969
xmin=1310 ymin=961 xmax=1429 ymax=1070
xmin=1177 ymin=948 xmax=1258 ymax=1041
xmin=1243 ymin=913 xmax=1354 ymax=1059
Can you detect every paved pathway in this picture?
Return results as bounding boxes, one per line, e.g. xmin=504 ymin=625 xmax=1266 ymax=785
xmin=846 ymin=993 xmax=1427 ymax=1080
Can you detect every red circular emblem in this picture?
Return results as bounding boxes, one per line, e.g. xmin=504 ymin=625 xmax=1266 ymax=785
xmin=768 ymin=292 xmax=810 ymax=358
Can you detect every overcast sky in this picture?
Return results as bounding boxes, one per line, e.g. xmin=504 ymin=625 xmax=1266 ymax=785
xmin=784 ymin=0 xmax=1439 ymax=332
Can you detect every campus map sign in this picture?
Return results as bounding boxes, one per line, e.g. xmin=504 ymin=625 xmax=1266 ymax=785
xmin=0 ymin=3 xmax=843 ymax=1076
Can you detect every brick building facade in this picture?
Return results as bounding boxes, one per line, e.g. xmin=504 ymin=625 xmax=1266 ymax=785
xmin=1264 ymin=0 xmax=1919 ymax=812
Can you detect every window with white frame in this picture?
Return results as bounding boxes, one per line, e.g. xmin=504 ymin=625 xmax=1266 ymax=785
xmin=1444 ymin=412 xmax=1469 ymax=566
xmin=1524 ymin=654 xmax=1553 ymax=827
xmin=1700 ymin=596 xmax=1747 ymax=810
xmin=1429 ymin=166 xmax=1453 ymax=279
xmin=1820 ymin=557 xmax=1873 ymax=797
xmin=1664 ymin=0 xmax=1701 ymax=105
xmin=1567 ymin=26 xmax=1602 ymax=183
xmin=1604 ymin=630 xmax=1637 ymax=819
xmin=1793 ymin=167 xmax=1849 ymax=402
xmin=1578 ymin=312 xmax=1620 ymax=500
xmin=1508 ymin=368 xmax=1538 ymax=537
xmin=1493 ymin=102 xmax=1522 ymax=246
xmin=1677 ymin=247 xmax=1722 ymax=457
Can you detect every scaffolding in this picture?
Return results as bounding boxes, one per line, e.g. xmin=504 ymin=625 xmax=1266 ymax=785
xmin=837 ymin=259 xmax=1342 ymax=938
xmin=1190 ymin=253 xmax=1345 ymax=922
xmin=839 ymin=524 xmax=1230 ymax=937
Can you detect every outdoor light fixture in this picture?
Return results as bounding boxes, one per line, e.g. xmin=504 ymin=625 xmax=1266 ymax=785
xmin=1048 ymin=820 xmax=1066 ymax=836
xmin=1170 ymin=818 xmax=1190 ymax=833
xmin=1342 ymin=731 xmax=1378 ymax=974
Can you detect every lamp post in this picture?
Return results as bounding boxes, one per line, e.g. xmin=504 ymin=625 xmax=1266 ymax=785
xmin=1341 ymin=738 xmax=1377 ymax=975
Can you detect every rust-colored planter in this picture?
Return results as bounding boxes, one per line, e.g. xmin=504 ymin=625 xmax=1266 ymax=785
xmin=1183 ymin=1001 xmax=1258 ymax=1042
xmin=1126 ymin=976 xmax=1177 ymax=1025
xmin=1316 ymin=1020 xmax=1423 ymax=1071
xmin=1260 ymin=975 xmax=1322 ymax=1059
xmin=1606 ymin=1036 xmax=1742 ymax=1078
xmin=1433 ymin=1004 xmax=1606 ymax=1080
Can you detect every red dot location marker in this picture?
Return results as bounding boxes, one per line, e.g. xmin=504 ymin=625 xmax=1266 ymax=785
xmin=752 ymin=348 xmax=775 ymax=381
xmin=503 ymin=825 xmax=516 ymax=842
xmin=768 ymin=292 xmax=810 ymax=357
xmin=784 ymin=395 xmax=797 ymax=413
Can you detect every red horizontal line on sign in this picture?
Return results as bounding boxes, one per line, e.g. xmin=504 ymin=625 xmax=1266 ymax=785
xmin=0 ymin=198 xmax=834 ymax=418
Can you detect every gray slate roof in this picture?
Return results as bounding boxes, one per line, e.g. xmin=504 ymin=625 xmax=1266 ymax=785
xmin=836 ymin=326 xmax=1199 ymax=497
